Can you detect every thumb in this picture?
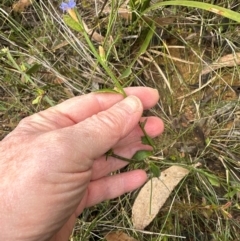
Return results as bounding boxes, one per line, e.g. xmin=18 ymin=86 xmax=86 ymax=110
xmin=58 ymin=95 xmax=143 ymax=163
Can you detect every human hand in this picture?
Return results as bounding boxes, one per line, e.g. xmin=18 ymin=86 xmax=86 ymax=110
xmin=0 ymin=87 xmax=164 ymax=241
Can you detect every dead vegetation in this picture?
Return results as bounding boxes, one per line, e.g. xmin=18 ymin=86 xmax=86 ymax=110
xmin=1 ymin=0 xmax=240 ymax=240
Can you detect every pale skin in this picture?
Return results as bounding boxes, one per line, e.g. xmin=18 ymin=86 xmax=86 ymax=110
xmin=0 ymin=87 xmax=164 ymax=241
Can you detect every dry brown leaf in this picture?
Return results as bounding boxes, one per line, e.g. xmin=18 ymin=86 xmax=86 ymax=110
xmin=201 ymin=52 xmax=240 ymax=75
xmin=178 ymin=52 xmax=240 ymax=99
xmin=105 ymin=231 xmax=138 ymax=241
xmin=103 ymin=7 xmax=132 ymax=21
xmin=12 ymin=0 xmax=34 ymax=13
xmin=132 ymin=165 xmax=189 ymax=230
xmin=81 ymin=20 xmax=104 ymax=43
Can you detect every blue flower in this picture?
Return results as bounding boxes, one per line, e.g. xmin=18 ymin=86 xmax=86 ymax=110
xmin=60 ymin=0 xmax=76 ymax=12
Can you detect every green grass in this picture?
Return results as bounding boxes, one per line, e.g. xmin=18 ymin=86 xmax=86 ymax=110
xmin=1 ymin=0 xmax=240 ymax=240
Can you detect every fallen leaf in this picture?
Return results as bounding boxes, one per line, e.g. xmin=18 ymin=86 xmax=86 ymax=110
xmin=103 ymin=7 xmax=132 ymax=21
xmin=179 ymin=53 xmax=240 ymax=99
xmin=132 ymin=165 xmax=189 ymax=230
xmin=105 ymin=231 xmax=138 ymax=241
xmin=12 ymin=0 xmax=35 ymax=13
xmin=201 ymin=52 xmax=240 ymax=75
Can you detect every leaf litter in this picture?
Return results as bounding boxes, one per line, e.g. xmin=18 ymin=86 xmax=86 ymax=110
xmin=105 ymin=231 xmax=138 ymax=241
xmin=12 ymin=0 xmax=35 ymax=13
xmin=2 ymin=0 xmax=240 ymax=239
xmin=132 ymin=165 xmax=190 ymax=230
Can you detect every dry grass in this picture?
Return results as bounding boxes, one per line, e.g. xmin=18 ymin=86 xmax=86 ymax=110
xmin=1 ymin=0 xmax=240 ymax=240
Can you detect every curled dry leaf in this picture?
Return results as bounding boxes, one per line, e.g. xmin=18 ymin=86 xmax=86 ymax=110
xmin=103 ymin=7 xmax=132 ymax=21
xmin=132 ymin=165 xmax=189 ymax=230
xmin=178 ymin=52 xmax=240 ymax=100
xmin=12 ymin=0 xmax=35 ymax=13
xmin=201 ymin=52 xmax=240 ymax=75
xmin=105 ymin=231 xmax=138 ymax=241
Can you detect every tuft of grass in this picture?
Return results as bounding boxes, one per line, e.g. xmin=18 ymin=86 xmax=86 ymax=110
xmin=1 ymin=0 xmax=240 ymax=240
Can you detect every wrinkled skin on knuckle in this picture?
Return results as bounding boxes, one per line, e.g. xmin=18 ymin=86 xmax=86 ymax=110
xmin=16 ymin=111 xmax=59 ymax=134
xmin=92 ymin=107 xmax=130 ymax=139
xmin=17 ymin=115 xmax=36 ymax=130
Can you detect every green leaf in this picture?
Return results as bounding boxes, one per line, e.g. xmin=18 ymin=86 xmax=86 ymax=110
xmin=137 ymin=22 xmax=155 ymax=56
xmin=25 ymin=63 xmax=42 ymax=75
xmin=63 ymin=15 xmax=83 ymax=32
xmin=94 ymin=88 xmax=121 ymax=94
xmin=205 ymin=137 xmax=211 ymax=145
xmin=120 ymin=22 xmax=155 ymax=79
xmin=120 ymin=66 xmax=132 ymax=79
xmin=141 ymin=135 xmax=155 ymax=147
xmin=149 ymin=162 xmax=160 ymax=178
xmin=144 ymin=1 xmax=240 ymax=23
xmin=0 ymin=105 xmax=7 ymax=111
xmin=32 ymin=95 xmax=42 ymax=105
xmin=224 ymin=189 xmax=239 ymax=198
xmin=141 ymin=136 xmax=150 ymax=145
xmin=140 ymin=0 xmax=151 ymax=12
xmin=43 ymin=96 xmax=55 ymax=107
xmin=36 ymin=88 xmax=45 ymax=95
xmin=170 ymin=155 xmax=177 ymax=161
xmin=203 ymin=172 xmax=220 ymax=187
xmin=133 ymin=150 xmax=153 ymax=161
xmin=207 ymin=176 xmax=220 ymax=187
xmin=139 ymin=120 xmax=156 ymax=149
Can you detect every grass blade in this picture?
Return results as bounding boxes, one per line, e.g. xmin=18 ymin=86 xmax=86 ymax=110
xmin=144 ymin=1 xmax=240 ymax=23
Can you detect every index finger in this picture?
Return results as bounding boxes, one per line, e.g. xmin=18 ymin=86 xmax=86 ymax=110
xmin=21 ymin=87 xmax=159 ymax=131
xmin=53 ymin=87 xmax=159 ymax=123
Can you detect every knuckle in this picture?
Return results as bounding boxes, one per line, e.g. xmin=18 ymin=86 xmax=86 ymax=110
xmin=94 ymin=109 xmax=125 ymax=134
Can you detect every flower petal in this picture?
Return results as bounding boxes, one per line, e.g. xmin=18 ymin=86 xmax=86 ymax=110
xmin=60 ymin=2 xmax=69 ymax=12
xmin=69 ymin=0 xmax=76 ymax=8
xmin=60 ymin=0 xmax=76 ymax=12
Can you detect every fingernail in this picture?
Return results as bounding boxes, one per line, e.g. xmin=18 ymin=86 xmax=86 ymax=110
xmin=121 ymin=96 xmax=142 ymax=114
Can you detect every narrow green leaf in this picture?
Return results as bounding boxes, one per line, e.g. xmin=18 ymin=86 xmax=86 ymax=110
xmin=94 ymin=88 xmax=121 ymax=94
xmin=141 ymin=136 xmax=150 ymax=145
xmin=203 ymin=171 xmax=220 ymax=187
xmin=137 ymin=22 xmax=156 ymax=56
xmin=43 ymin=96 xmax=55 ymax=107
xmin=139 ymin=120 xmax=156 ymax=149
xmin=207 ymin=176 xmax=220 ymax=187
xmin=120 ymin=22 xmax=155 ymax=79
xmin=0 ymin=105 xmax=7 ymax=111
xmin=140 ymin=0 xmax=152 ymax=12
xmin=144 ymin=1 xmax=240 ymax=23
xmin=205 ymin=137 xmax=211 ymax=145
xmin=133 ymin=150 xmax=153 ymax=161
xmin=63 ymin=15 xmax=83 ymax=32
xmin=26 ymin=63 xmax=41 ymax=75
xmin=141 ymin=135 xmax=155 ymax=147
xmin=224 ymin=189 xmax=239 ymax=198
xmin=149 ymin=162 xmax=160 ymax=178
xmin=120 ymin=66 xmax=132 ymax=79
